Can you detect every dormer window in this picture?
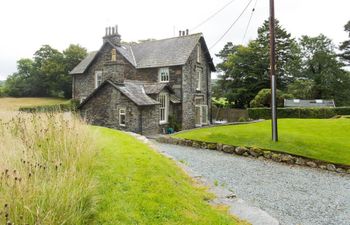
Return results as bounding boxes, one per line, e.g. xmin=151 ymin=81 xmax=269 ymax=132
xmin=111 ymin=49 xmax=117 ymax=61
xmin=197 ymin=44 xmax=201 ymax=63
xmin=159 ymin=67 xmax=169 ymax=83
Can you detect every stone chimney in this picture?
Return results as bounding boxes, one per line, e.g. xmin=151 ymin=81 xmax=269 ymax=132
xmin=178 ymin=29 xmax=190 ymax=36
xmin=103 ymin=25 xmax=121 ymax=46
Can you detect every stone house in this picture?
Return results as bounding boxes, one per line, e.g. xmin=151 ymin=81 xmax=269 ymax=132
xmin=70 ymin=26 xmax=215 ymax=135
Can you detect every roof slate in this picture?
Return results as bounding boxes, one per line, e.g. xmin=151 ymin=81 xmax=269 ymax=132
xmin=131 ymin=33 xmax=202 ymax=68
xmin=143 ymin=83 xmax=168 ymax=94
xmin=78 ymin=79 xmax=160 ymax=109
xmin=284 ymin=99 xmax=335 ymax=108
xmin=109 ymin=81 xmax=160 ymax=106
xmin=69 ymin=51 xmax=98 ymax=74
xmin=70 ymin=33 xmax=215 ymax=74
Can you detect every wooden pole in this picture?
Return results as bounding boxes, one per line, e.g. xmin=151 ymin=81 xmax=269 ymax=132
xmin=269 ymin=0 xmax=278 ymax=141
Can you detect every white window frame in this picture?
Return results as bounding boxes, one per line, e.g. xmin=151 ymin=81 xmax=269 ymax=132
xmin=196 ymin=68 xmax=202 ymax=91
xmin=195 ymin=96 xmax=208 ymax=126
xmin=119 ymin=108 xmax=126 ymax=127
xmin=159 ymin=92 xmax=169 ymax=124
xmin=197 ymin=44 xmax=201 ymax=63
xmin=158 ymin=67 xmax=170 ymax=83
xmin=95 ymin=71 xmax=103 ymax=88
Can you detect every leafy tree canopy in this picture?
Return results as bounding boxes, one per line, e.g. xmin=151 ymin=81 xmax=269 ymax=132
xmin=3 ymin=44 xmax=87 ymax=98
xmin=339 ymin=20 xmax=350 ymax=65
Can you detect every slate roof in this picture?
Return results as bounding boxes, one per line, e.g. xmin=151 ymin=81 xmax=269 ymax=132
xmin=70 ymin=51 xmax=98 ymax=74
xmin=78 ymin=79 xmax=160 ymax=109
xmin=143 ymin=83 xmax=168 ymax=94
xmin=131 ymin=33 xmax=202 ymax=68
xmin=284 ymin=99 xmax=335 ymax=108
xmin=112 ymin=81 xmax=160 ymax=106
xmin=70 ymin=33 xmax=215 ymax=75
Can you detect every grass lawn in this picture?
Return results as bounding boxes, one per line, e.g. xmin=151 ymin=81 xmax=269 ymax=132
xmin=92 ymin=127 xmax=246 ymax=225
xmin=174 ymin=119 xmax=350 ymax=166
xmin=0 ymin=97 xmax=67 ymax=111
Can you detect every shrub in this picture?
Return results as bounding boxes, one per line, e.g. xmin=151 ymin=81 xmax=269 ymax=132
xmin=0 ymin=113 xmax=98 ymax=224
xmin=168 ymin=115 xmax=181 ymax=132
xmin=238 ymin=117 xmax=246 ymax=122
xmin=248 ymin=107 xmax=350 ymax=119
xmin=250 ymin=89 xmax=294 ymax=108
xmin=18 ymin=99 xmax=79 ymax=113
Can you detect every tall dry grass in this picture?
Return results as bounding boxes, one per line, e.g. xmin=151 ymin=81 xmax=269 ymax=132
xmin=0 ymin=112 xmax=98 ymax=225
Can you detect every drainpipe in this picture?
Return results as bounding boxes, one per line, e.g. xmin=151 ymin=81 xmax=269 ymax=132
xmin=207 ymin=67 xmax=212 ymax=124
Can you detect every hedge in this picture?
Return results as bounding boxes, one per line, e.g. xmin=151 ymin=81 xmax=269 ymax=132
xmin=19 ymin=100 xmax=79 ymax=113
xmin=248 ymin=107 xmax=350 ymax=119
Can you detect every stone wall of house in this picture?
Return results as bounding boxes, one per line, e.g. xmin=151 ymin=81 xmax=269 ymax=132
xmin=127 ymin=66 xmax=183 ymax=97
xmin=80 ymin=84 xmax=141 ymax=133
xmin=141 ymin=105 xmax=161 ymax=135
xmin=181 ymin=40 xmax=211 ymax=130
xmin=73 ymin=43 xmax=136 ymax=101
xmin=80 ymin=83 xmax=161 ymax=135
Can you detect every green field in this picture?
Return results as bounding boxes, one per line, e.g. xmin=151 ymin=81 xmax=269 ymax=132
xmin=0 ymin=97 xmax=67 ymax=111
xmin=174 ymin=119 xmax=350 ymax=166
xmin=93 ymin=127 xmax=245 ymax=225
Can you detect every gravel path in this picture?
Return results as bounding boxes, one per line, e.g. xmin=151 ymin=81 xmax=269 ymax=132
xmin=153 ymin=142 xmax=350 ymax=225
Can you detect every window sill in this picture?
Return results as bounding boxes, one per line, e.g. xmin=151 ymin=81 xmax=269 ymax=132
xmin=119 ymin=124 xmax=126 ymax=127
xmin=159 ymin=121 xmax=168 ymax=125
xmin=159 ymin=81 xmax=169 ymax=83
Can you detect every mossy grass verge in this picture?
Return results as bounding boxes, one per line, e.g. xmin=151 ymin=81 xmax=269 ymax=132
xmin=173 ymin=119 xmax=350 ymax=166
xmin=92 ymin=127 xmax=247 ymax=225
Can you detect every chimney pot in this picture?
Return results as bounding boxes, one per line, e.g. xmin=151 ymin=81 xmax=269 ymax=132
xmin=182 ymin=31 xmax=185 ymax=36
xmin=112 ymin=27 xmax=115 ymax=34
xmin=179 ymin=30 xmax=182 ymax=36
xmin=186 ymin=29 xmax=189 ymax=35
xmin=115 ymin=25 xmax=118 ymax=34
xmin=105 ymin=27 xmax=108 ymax=36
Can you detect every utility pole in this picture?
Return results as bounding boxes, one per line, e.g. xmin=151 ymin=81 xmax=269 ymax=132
xmin=269 ymin=0 xmax=278 ymax=142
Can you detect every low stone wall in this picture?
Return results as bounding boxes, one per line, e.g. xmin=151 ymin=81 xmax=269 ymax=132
xmin=157 ymin=136 xmax=350 ymax=174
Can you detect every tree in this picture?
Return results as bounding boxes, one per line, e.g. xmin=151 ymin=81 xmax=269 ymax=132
xmin=33 ymin=45 xmax=65 ymax=96
xmin=339 ymin=20 xmax=350 ymax=65
xmin=287 ymin=79 xmax=315 ymax=99
xmin=62 ymin=44 xmax=87 ymax=98
xmin=250 ymin=88 xmax=293 ymax=108
xmin=253 ymin=19 xmax=302 ymax=89
xmin=3 ymin=44 xmax=87 ymax=98
xmin=299 ymin=34 xmax=350 ymax=106
xmin=214 ymin=19 xmax=301 ymax=108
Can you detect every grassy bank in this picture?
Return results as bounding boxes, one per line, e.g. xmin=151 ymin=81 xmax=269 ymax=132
xmin=174 ymin=119 xmax=350 ymax=166
xmin=93 ymin=127 xmax=245 ymax=225
xmin=0 ymin=113 xmax=98 ymax=224
xmin=0 ymin=97 xmax=246 ymax=224
xmin=0 ymin=97 xmax=67 ymax=111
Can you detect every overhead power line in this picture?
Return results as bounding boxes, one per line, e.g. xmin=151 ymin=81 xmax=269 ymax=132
xmin=191 ymin=0 xmax=238 ymax=31
xmin=242 ymin=0 xmax=258 ymax=43
xmin=209 ymin=0 xmax=253 ymax=50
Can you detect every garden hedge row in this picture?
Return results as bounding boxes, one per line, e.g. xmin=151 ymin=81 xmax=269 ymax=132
xmin=19 ymin=100 xmax=79 ymax=113
xmin=248 ymin=107 xmax=350 ymax=119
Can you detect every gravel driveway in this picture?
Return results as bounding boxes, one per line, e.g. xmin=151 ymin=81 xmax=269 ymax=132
xmin=153 ymin=142 xmax=350 ymax=225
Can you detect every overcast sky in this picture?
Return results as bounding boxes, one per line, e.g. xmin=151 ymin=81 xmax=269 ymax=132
xmin=0 ymin=0 xmax=349 ymax=80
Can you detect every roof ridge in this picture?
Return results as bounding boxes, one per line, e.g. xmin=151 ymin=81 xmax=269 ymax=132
xmin=128 ymin=33 xmax=203 ymax=46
